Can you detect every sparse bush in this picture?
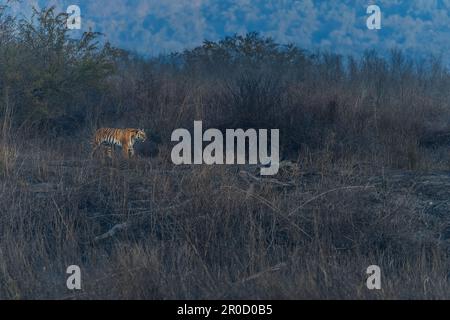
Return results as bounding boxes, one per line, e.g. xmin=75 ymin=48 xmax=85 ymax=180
xmin=0 ymin=6 xmax=116 ymax=136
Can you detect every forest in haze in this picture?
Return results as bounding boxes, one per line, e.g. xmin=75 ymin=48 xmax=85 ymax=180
xmin=0 ymin=5 xmax=450 ymax=299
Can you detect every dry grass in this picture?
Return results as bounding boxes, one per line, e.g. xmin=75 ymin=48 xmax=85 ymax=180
xmin=1 ymin=7 xmax=450 ymax=299
xmin=0 ymin=140 xmax=449 ymax=299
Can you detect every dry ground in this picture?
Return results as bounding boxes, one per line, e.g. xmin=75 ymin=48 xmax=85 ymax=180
xmin=0 ymin=140 xmax=449 ymax=299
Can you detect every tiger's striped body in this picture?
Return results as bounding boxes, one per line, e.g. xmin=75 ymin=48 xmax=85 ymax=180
xmin=91 ymin=128 xmax=146 ymax=159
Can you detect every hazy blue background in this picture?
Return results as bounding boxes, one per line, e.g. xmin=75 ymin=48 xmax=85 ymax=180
xmin=8 ymin=0 xmax=450 ymax=61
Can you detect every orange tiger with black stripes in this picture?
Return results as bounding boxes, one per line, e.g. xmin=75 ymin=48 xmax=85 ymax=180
xmin=91 ymin=128 xmax=146 ymax=159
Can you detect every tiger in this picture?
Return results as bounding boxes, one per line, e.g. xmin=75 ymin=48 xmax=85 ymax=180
xmin=91 ymin=128 xmax=147 ymax=159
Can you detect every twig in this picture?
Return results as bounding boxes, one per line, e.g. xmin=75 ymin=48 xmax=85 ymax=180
xmin=94 ymin=222 xmax=130 ymax=242
xmin=240 ymin=262 xmax=287 ymax=284
xmin=239 ymin=170 xmax=295 ymax=187
xmin=288 ymin=184 xmax=376 ymax=217
xmin=216 ymin=262 xmax=287 ymax=299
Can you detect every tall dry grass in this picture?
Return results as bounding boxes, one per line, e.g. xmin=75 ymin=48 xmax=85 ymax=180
xmin=0 ymin=6 xmax=449 ymax=299
xmin=0 ymin=139 xmax=448 ymax=299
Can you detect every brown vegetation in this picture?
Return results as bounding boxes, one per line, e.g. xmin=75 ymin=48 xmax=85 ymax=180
xmin=0 ymin=6 xmax=449 ymax=299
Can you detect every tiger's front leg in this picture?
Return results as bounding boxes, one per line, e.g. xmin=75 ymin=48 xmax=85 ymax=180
xmin=122 ymin=142 xmax=135 ymax=159
xmin=122 ymin=146 xmax=130 ymax=159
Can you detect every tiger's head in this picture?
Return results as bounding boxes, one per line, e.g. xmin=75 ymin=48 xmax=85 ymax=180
xmin=133 ymin=129 xmax=147 ymax=143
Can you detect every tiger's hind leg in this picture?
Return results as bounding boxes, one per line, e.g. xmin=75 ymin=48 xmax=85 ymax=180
xmin=101 ymin=145 xmax=114 ymax=165
xmin=92 ymin=144 xmax=113 ymax=166
xmin=91 ymin=144 xmax=110 ymax=158
xmin=104 ymin=145 xmax=113 ymax=159
xmin=91 ymin=144 xmax=100 ymax=159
